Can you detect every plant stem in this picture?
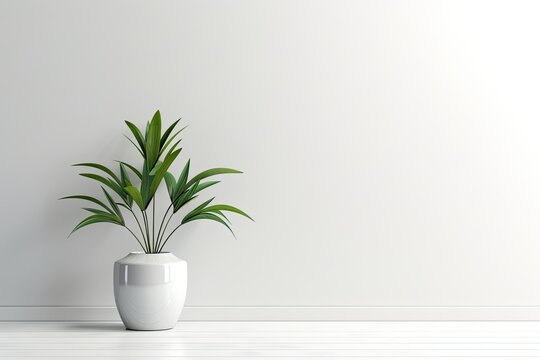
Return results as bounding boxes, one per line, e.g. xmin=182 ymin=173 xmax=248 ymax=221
xmin=158 ymin=222 xmax=183 ymax=253
xmin=152 ymin=198 xmax=156 ymax=253
xmin=156 ymin=203 xmax=174 ymax=251
xmin=157 ymin=203 xmax=174 ymax=248
xmin=142 ymin=210 xmax=151 ymax=253
xmin=157 ymin=211 xmax=175 ymax=251
xmin=123 ymin=225 xmax=146 ymax=252
xmin=127 ymin=208 xmax=148 ymax=253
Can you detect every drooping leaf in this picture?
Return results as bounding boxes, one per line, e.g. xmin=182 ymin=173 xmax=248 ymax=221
xmin=102 ymin=187 xmax=123 ymax=222
xmin=124 ymin=186 xmax=144 ymax=210
xmin=82 ymin=207 xmax=110 ymax=215
xmin=185 ymin=168 xmax=242 ymax=190
xmin=116 ymin=203 xmax=132 ymax=211
xmin=73 ymin=163 xmax=121 ymax=185
xmin=203 ymin=204 xmax=253 ymax=221
xmin=183 ymin=197 xmax=215 ymax=221
xmin=213 ymin=209 xmax=230 ymax=223
xmin=79 ymin=173 xmax=127 ymax=202
xmin=145 ymin=110 xmax=162 ymax=169
xmin=192 ymin=181 xmax=220 ymax=195
xmin=70 ymin=214 xmax=123 ymax=235
xmin=181 ymin=212 xmax=234 ymax=236
xmin=60 ymin=195 xmax=114 ymax=214
xmin=125 ymin=121 xmax=146 ymax=155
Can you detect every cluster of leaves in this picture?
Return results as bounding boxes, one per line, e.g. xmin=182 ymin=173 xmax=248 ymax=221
xmin=62 ymin=110 xmax=252 ymax=253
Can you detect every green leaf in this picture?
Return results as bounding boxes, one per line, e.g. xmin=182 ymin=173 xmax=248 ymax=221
xmin=145 ymin=110 xmax=162 ymax=169
xmin=172 ymin=192 xmax=199 ymax=213
xmin=172 ymin=180 xmax=200 ymax=213
xmin=147 ymin=148 xmax=181 ymax=206
xmin=101 ymin=187 xmax=123 ymax=222
xmin=193 ymin=181 xmax=220 ymax=195
xmin=181 ymin=194 xmax=198 ymax=209
xmin=183 ymin=197 xmax=215 ymax=221
xmin=149 ymin=161 xmax=163 ymax=176
xmin=182 ymin=212 xmax=235 ymax=237
xmin=124 ymin=186 xmax=144 ymax=210
xmin=116 ymin=203 xmax=132 ymax=211
xmin=115 ymin=161 xmax=142 ymax=180
xmin=125 ymin=121 xmax=146 ymax=155
xmin=203 ymin=204 xmax=253 ymax=221
xmin=60 ymin=195 xmax=114 ymax=214
xmin=160 ymin=118 xmax=180 ymax=149
xmin=70 ymin=214 xmax=123 ymax=235
xmin=73 ymin=163 xmax=121 ymax=185
xmin=164 ymin=172 xmax=176 ymax=201
xmin=119 ymin=163 xmax=132 ymax=187
xmin=166 ymin=139 xmax=182 ymax=156
xmin=159 ymin=126 xmax=187 ymax=157
xmin=140 ymin=161 xmax=152 ymax=208
xmin=185 ymin=168 xmax=242 ymax=190
xmin=144 ymin=121 xmax=150 ymax=139
xmin=213 ymin=209 xmax=230 ymax=223
xmin=82 ymin=207 xmax=110 ymax=215
xmin=124 ymin=135 xmax=145 ymax=157
xmin=174 ymin=159 xmax=190 ymax=198
xmin=119 ymin=164 xmax=133 ymax=208
xmin=79 ymin=173 xmax=126 ymax=201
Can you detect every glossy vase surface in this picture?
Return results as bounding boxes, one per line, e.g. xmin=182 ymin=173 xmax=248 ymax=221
xmin=113 ymin=252 xmax=187 ymax=330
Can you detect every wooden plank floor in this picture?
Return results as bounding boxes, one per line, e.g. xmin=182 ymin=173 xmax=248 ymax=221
xmin=2 ymin=321 xmax=540 ymax=358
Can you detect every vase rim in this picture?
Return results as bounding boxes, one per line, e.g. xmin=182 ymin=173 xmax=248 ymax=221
xmin=129 ymin=251 xmax=171 ymax=255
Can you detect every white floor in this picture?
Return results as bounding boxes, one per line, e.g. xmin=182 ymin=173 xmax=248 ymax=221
xmin=2 ymin=321 xmax=540 ymax=359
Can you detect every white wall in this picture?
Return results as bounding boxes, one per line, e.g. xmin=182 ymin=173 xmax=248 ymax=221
xmin=2 ymin=0 xmax=540 ymax=320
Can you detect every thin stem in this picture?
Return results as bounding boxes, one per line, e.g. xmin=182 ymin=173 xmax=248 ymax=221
xmin=127 ymin=207 xmax=148 ymax=252
xmin=152 ymin=198 xmax=156 ymax=253
xmin=158 ymin=207 xmax=174 ymax=249
xmin=155 ymin=211 xmax=174 ymax=253
xmin=123 ymin=226 xmax=146 ymax=252
xmin=157 ymin=195 xmax=199 ymax=251
xmin=158 ymin=222 xmax=183 ymax=253
xmin=156 ymin=203 xmax=174 ymax=250
xmin=142 ymin=210 xmax=151 ymax=253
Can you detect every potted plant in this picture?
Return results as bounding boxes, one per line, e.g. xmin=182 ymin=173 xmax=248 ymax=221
xmin=62 ymin=110 xmax=252 ymax=330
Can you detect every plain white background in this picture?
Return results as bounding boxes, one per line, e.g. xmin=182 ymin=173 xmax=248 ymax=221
xmin=2 ymin=0 xmax=540 ymax=318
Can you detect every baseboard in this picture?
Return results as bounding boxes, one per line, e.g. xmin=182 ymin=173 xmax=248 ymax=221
xmin=2 ymin=306 xmax=540 ymax=321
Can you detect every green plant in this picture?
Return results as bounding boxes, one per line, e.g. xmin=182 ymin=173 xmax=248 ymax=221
xmin=62 ymin=110 xmax=252 ymax=253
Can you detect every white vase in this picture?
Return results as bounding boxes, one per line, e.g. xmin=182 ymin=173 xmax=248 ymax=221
xmin=113 ymin=252 xmax=187 ymax=331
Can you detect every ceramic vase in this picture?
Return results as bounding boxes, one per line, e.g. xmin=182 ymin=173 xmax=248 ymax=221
xmin=113 ymin=252 xmax=187 ymax=330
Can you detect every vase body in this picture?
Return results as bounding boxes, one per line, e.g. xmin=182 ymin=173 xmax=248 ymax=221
xmin=113 ymin=252 xmax=187 ymax=330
